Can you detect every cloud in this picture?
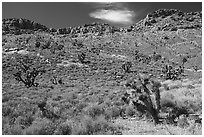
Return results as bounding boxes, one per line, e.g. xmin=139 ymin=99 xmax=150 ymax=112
xmin=89 ymin=9 xmax=135 ymax=24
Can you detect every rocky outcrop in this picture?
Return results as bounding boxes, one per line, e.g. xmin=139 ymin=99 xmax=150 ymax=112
xmin=147 ymin=9 xmax=182 ymax=19
xmin=143 ymin=9 xmax=182 ymax=26
xmin=143 ymin=9 xmax=202 ymax=31
xmin=56 ymin=22 xmax=121 ymax=35
xmin=2 ymin=18 xmax=49 ymax=34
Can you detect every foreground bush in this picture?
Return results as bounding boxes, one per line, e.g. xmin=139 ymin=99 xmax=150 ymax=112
xmin=2 ymin=118 xmax=23 ymax=135
xmin=125 ymin=105 xmax=136 ymax=117
xmin=84 ymin=104 xmax=105 ymax=119
xmin=54 ymin=120 xmax=73 ymax=135
xmin=104 ymin=106 xmax=122 ymax=120
xmin=72 ymin=115 xmax=120 ymax=135
xmin=23 ymin=118 xmax=57 ymax=135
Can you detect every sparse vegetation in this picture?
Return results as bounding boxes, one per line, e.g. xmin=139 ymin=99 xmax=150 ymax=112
xmin=2 ymin=8 xmax=202 ymax=135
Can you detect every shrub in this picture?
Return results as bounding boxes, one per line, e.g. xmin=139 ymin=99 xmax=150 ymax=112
xmin=104 ymin=106 xmax=121 ymax=119
xmin=2 ymin=123 xmax=23 ymax=135
xmin=41 ymin=41 xmax=51 ymax=49
xmin=125 ymin=105 xmax=136 ymax=117
xmin=23 ymin=118 xmax=57 ymax=135
xmin=91 ymin=47 xmax=100 ymax=55
xmin=2 ymin=104 xmax=14 ymax=117
xmin=2 ymin=116 xmax=24 ymax=135
xmin=152 ymin=52 xmax=162 ymax=62
xmin=73 ymin=115 xmax=117 ymax=135
xmin=15 ymin=115 xmax=35 ymax=128
xmin=2 ymin=101 xmax=37 ymax=128
xmin=35 ymin=41 xmax=41 ymax=48
xmin=54 ymin=121 xmax=72 ymax=135
xmin=84 ymin=104 xmax=104 ymax=119
xmin=71 ymin=120 xmax=87 ymax=135
xmin=78 ymin=52 xmax=86 ymax=63
xmin=92 ymin=115 xmax=115 ymax=134
xmin=161 ymin=64 xmax=184 ymax=80
xmin=72 ymin=39 xmax=84 ymax=49
xmin=76 ymin=102 xmax=88 ymax=112
xmin=121 ymin=61 xmax=132 ymax=73
xmin=50 ymin=42 xmax=64 ymax=54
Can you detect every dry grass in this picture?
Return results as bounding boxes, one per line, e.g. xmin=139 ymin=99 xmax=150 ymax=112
xmin=160 ymin=79 xmax=202 ymax=114
xmin=114 ymin=118 xmax=202 ymax=135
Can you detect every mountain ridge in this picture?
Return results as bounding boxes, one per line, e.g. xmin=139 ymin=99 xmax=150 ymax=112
xmin=2 ymin=9 xmax=202 ymax=35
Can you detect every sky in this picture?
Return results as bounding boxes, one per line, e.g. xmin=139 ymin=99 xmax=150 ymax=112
xmin=2 ymin=2 xmax=202 ymax=29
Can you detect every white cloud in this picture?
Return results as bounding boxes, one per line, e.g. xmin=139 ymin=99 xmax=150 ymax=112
xmin=89 ymin=9 xmax=135 ymax=24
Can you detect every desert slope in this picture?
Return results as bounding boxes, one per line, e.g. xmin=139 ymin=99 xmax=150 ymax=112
xmin=2 ymin=9 xmax=202 ymax=135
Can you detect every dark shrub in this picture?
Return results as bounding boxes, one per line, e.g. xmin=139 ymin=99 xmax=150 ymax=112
xmin=54 ymin=121 xmax=72 ymax=135
xmin=122 ymin=61 xmax=132 ymax=73
xmin=35 ymin=41 xmax=41 ymax=48
xmin=78 ymin=52 xmax=86 ymax=63
xmin=41 ymin=41 xmax=51 ymax=49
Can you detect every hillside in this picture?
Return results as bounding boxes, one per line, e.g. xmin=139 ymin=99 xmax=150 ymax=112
xmin=2 ymin=9 xmax=202 ymax=135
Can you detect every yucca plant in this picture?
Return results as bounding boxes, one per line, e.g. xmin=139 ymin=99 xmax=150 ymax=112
xmin=122 ymin=73 xmax=162 ymax=124
xmin=12 ymin=54 xmax=46 ymax=88
xmin=78 ymin=53 xmax=86 ymax=63
xmin=121 ymin=61 xmax=132 ymax=73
